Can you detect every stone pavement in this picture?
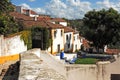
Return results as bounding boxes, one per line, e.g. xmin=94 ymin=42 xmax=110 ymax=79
xmin=19 ymin=49 xmax=66 ymax=80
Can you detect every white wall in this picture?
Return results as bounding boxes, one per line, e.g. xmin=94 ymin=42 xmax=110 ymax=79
xmin=64 ymin=32 xmax=73 ymax=52
xmin=29 ymin=14 xmax=39 ymax=17
xmin=0 ymin=35 xmax=4 ymax=56
xmin=51 ymin=21 xmax=67 ymax=26
xmin=60 ymin=22 xmax=67 ymax=26
xmin=52 ymin=29 xmax=64 ymax=53
xmin=73 ymin=33 xmax=82 ymax=52
xmin=0 ymin=35 xmax=27 ymax=56
xmin=5 ymin=35 xmax=27 ymax=56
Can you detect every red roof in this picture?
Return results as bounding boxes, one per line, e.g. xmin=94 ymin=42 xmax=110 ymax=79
xmin=106 ymin=49 xmax=120 ymax=54
xmin=82 ymin=39 xmax=90 ymax=48
xmin=64 ymin=26 xmax=75 ymax=33
xmin=23 ymin=20 xmax=64 ymax=29
xmin=37 ymin=16 xmax=51 ymax=21
xmin=50 ymin=18 xmax=66 ymax=22
xmin=10 ymin=12 xmax=34 ymax=20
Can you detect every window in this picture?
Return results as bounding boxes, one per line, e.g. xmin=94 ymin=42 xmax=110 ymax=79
xmin=77 ymin=35 xmax=79 ymax=39
xmin=75 ymin=45 xmax=77 ymax=50
xmin=54 ymin=30 xmax=57 ymax=38
xmin=74 ymin=36 xmax=75 ymax=40
xmin=69 ymin=34 xmax=71 ymax=40
xmin=80 ymin=38 xmax=82 ymax=42
xmin=66 ymin=35 xmax=68 ymax=41
xmin=55 ymin=21 xmax=59 ymax=24
xmin=68 ymin=43 xmax=70 ymax=48
xmin=61 ymin=30 xmax=63 ymax=36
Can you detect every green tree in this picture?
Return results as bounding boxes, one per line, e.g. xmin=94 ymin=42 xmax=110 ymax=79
xmin=81 ymin=8 xmax=120 ymax=52
xmin=0 ymin=0 xmax=21 ymax=35
xmin=0 ymin=15 xmax=19 ymax=35
xmin=0 ymin=0 xmax=14 ymax=14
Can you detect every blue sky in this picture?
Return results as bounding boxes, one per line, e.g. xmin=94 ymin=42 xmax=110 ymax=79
xmin=11 ymin=0 xmax=120 ymax=19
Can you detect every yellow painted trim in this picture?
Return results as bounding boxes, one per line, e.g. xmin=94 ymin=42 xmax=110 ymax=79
xmin=0 ymin=54 xmax=19 ymax=64
xmin=52 ymin=48 xmax=64 ymax=55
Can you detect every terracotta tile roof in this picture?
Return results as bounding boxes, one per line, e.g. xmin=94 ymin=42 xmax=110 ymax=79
xmin=73 ymin=30 xmax=79 ymax=34
xmin=82 ymin=39 xmax=90 ymax=48
xmin=45 ymin=21 xmax=64 ymax=29
xmin=37 ymin=16 xmax=51 ymax=21
xmin=31 ymin=10 xmax=37 ymax=15
xmin=64 ymin=26 xmax=75 ymax=33
xmin=50 ymin=18 xmax=66 ymax=22
xmin=23 ymin=20 xmax=64 ymax=29
xmin=106 ymin=49 xmax=120 ymax=54
xmin=10 ymin=12 xmax=34 ymax=20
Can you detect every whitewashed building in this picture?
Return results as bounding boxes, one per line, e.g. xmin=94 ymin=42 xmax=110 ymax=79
xmin=41 ymin=22 xmax=65 ymax=54
xmin=16 ymin=6 xmax=39 ymax=18
xmin=64 ymin=27 xmax=74 ymax=52
xmin=73 ymin=32 xmax=83 ymax=52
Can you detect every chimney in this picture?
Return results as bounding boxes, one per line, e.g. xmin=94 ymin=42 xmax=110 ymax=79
xmin=34 ymin=16 xmax=37 ymax=21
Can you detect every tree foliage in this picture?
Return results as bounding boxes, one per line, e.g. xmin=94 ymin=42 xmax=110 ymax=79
xmin=0 ymin=0 xmax=22 ymax=36
xmin=81 ymin=8 xmax=120 ymax=50
xmin=0 ymin=0 xmax=14 ymax=14
xmin=0 ymin=15 xmax=19 ymax=35
xmin=20 ymin=31 xmax=32 ymax=50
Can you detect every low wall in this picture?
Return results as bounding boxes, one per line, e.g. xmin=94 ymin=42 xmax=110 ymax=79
xmin=65 ymin=64 xmax=98 ymax=80
xmin=65 ymin=58 xmax=120 ymax=80
xmin=0 ymin=35 xmax=27 ymax=64
xmin=0 ymin=35 xmax=27 ymax=56
xmin=0 ymin=54 xmax=19 ymax=64
xmin=4 ymin=35 xmax=27 ymax=56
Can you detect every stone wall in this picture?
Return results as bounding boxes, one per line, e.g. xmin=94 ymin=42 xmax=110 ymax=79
xmin=65 ymin=59 xmax=120 ymax=80
xmin=66 ymin=64 xmax=98 ymax=80
xmin=0 ymin=35 xmax=27 ymax=56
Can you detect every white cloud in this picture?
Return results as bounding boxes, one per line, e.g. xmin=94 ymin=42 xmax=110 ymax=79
xmin=20 ymin=3 xmax=31 ymax=9
xmin=45 ymin=0 xmax=67 ymax=18
xmin=29 ymin=0 xmax=35 ymax=2
xmin=45 ymin=0 xmax=92 ymax=19
xmin=19 ymin=0 xmax=92 ymax=19
xmin=33 ymin=8 xmax=46 ymax=14
xmin=96 ymin=0 xmax=119 ymax=11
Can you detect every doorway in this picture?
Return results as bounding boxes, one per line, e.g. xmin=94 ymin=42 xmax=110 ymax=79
xmin=111 ymin=74 xmax=120 ymax=80
xmin=57 ymin=44 xmax=60 ymax=53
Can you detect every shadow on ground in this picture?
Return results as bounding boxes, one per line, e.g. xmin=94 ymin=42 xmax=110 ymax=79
xmin=1 ymin=61 xmax=20 ymax=80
